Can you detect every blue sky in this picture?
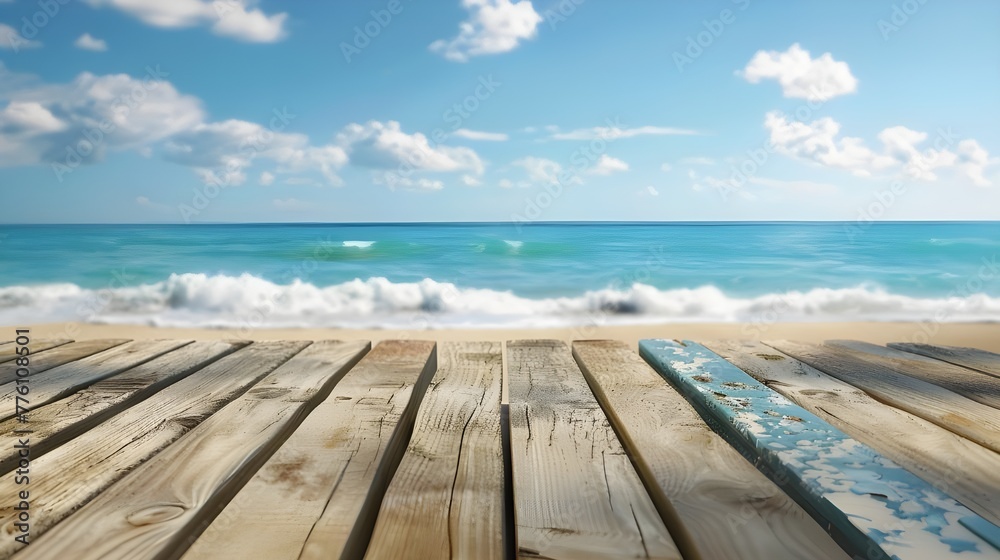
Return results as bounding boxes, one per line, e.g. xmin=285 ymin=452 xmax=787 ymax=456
xmin=1 ymin=0 xmax=998 ymax=223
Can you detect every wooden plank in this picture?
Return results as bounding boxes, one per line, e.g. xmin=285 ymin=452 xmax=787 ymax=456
xmin=640 ymin=339 xmax=1000 ymax=560
xmin=826 ymin=340 xmax=1000 ymax=410
xmin=0 ymin=340 xmax=248 ymax=475
xmin=182 ymin=340 xmax=436 ymax=560
xmin=769 ymin=340 xmax=1000 ymax=454
xmin=364 ymin=341 xmax=505 ymax=560
xmin=0 ymin=338 xmax=128 ymax=385
xmin=0 ymin=341 xmax=309 ymax=558
xmin=709 ymin=339 xmax=1000 ymax=528
xmin=22 ymin=340 xmax=371 ymax=560
xmin=507 ymin=339 xmax=682 ymax=560
xmin=888 ymin=342 xmax=1000 ymax=379
xmin=573 ymin=340 xmax=850 ymax=560
xmin=0 ymin=338 xmax=72 ymax=364
xmin=0 ymin=339 xmax=188 ymax=422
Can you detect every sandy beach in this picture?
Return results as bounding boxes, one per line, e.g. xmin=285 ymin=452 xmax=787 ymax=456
xmin=15 ymin=320 xmax=1000 ymax=353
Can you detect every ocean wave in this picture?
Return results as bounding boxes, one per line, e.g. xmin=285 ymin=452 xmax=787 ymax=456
xmin=342 ymin=240 xmax=375 ymax=248
xmin=1 ymin=273 xmax=998 ymax=329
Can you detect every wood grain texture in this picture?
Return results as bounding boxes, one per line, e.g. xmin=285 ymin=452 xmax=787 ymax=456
xmin=507 ymin=339 xmax=682 ymax=560
xmin=364 ymin=341 xmax=505 ymax=560
xmin=769 ymin=340 xmax=1000 ymax=454
xmin=0 ymin=340 xmax=247 ymax=475
xmin=573 ymin=340 xmax=849 ymax=560
xmin=826 ymin=340 xmax=1000 ymax=410
xmin=0 ymin=339 xmax=188 ymax=422
xmin=22 ymin=340 xmax=370 ymax=560
xmin=0 ymin=341 xmax=309 ymax=557
xmin=709 ymin=340 xmax=1000 ymax=528
xmin=888 ymin=342 xmax=1000 ymax=379
xmin=0 ymin=338 xmax=128 ymax=385
xmin=641 ymin=339 xmax=1000 ymax=560
xmin=0 ymin=339 xmax=72 ymax=364
xmin=183 ymin=340 xmax=436 ymax=560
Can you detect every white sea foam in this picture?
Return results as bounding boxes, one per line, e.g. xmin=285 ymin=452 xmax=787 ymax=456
xmin=342 ymin=240 xmax=375 ymax=248
xmin=1 ymin=273 xmax=998 ymax=329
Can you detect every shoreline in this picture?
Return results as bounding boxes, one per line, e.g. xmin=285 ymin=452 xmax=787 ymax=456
xmin=11 ymin=321 xmax=1000 ymax=352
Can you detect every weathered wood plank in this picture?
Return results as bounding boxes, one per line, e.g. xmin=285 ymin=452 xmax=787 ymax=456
xmin=183 ymin=340 xmax=436 ymax=560
xmin=769 ymin=340 xmax=1000 ymax=454
xmin=0 ymin=339 xmax=188 ymax=422
xmin=888 ymin=342 xmax=1000 ymax=379
xmin=0 ymin=339 xmax=72 ymax=364
xmin=0 ymin=340 xmax=248 ymax=475
xmin=573 ymin=340 xmax=849 ymax=560
xmin=508 ymin=340 xmax=682 ymax=560
xmin=364 ymin=341 xmax=505 ymax=560
xmin=640 ymin=339 xmax=1000 ymax=560
xmin=825 ymin=340 xmax=1000 ymax=410
xmin=709 ymin=339 xmax=1000 ymax=528
xmin=0 ymin=341 xmax=309 ymax=557
xmin=0 ymin=338 xmax=128 ymax=385
xmin=23 ymin=340 xmax=371 ymax=560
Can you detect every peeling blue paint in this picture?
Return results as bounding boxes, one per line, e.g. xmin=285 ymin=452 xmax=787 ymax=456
xmin=639 ymin=339 xmax=1000 ymax=560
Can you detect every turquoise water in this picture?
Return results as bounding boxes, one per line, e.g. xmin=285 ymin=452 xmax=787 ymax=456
xmin=1 ymin=222 xmax=998 ymax=327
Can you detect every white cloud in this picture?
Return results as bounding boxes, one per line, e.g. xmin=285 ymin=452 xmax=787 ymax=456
xmin=588 ymin=154 xmax=629 ymax=175
xmin=0 ymin=69 xmax=204 ymax=167
xmin=740 ymin=43 xmax=857 ymax=101
xmin=644 ymin=186 xmax=659 ymax=196
xmin=452 ymin=128 xmax=509 ymax=141
xmin=461 ymin=174 xmax=482 ymax=186
xmin=660 ymin=163 xmax=672 ymax=172
xmin=85 ymin=0 xmax=288 ymax=43
xmin=765 ymin=111 xmax=996 ymax=186
xmin=337 ymin=120 xmax=483 ymax=174
xmin=259 ymin=171 xmax=275 ymax=185
xmin=74 ymin=33 xmax=108 ymax=52
xmin=0 ymin=23 xmax=42 ymax=51
xmin=551 ymin=125 xmax=699 ymax=140
xmin=165 ymin=119 xmax=348 ymax=186
xmin=679 ymin=156 xmax=715 ymax=165
xmin=430 ymin=0 xmax=542 ymax=62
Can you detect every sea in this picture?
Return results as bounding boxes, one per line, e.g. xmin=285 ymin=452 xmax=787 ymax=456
xmin=0 ymin=222 xmax=998 ymax=329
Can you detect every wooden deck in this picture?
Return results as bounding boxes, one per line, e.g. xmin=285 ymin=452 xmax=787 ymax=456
xmin=2 ymin=338 xmax=1000 ymax=559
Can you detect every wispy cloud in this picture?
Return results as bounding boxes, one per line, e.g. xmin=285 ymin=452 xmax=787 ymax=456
xmin=452 ymin=128 xmax=509 ymax=141
xmin=550 ymin=125 xmax=699 ymax=140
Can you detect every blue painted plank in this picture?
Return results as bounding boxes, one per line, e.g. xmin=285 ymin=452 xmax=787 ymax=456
xmin=639 ymin=338 xmax=1000 ymax=560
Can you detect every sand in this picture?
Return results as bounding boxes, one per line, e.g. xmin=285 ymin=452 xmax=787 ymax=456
xmin=12 ymin=321 xmax=1000 ymax=353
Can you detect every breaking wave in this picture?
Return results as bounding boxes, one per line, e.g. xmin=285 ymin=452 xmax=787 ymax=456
xmin=1 ymin=273 xmax=998 ymax=329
